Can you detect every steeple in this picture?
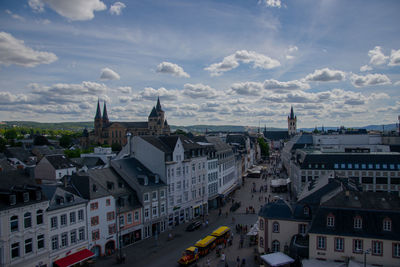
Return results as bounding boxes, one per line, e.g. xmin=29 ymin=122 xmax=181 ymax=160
xmin=156 ymin=96 xmax=162 ymax=112
xmin=102 ymin=101 xmax=109 ymax=124
xmin=289 ymin=105 xmax=295 ymax=119
xmin=95 ymin=99 xmax=101 ymax=119
xmin=149 ymin=107 xmax=158 ymax=118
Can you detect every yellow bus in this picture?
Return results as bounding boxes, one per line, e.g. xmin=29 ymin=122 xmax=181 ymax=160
xmin=194 ymin=236 xmax=216 ymax=256
xmin=211 ymin=226 xmax=231 ymax=245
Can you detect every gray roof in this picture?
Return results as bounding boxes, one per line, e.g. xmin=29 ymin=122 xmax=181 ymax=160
xmin=205 ymin=136 xmax=232 ymax=152
xmin=70 ymin=157 xmax=105 ymax=168
xmin=68 ymin=173 xmax=110 ymax=200
xmin=263 ymin=131 xmax=289 ymax=141
xmin=4 ymin=147 xmax=33 ymax=163
xmin=45 ymin=154 xmax=76 ymax=169
xmin=114 ymin=121 xmax=148 ymax=129
xmin=140 ymin=136 xmax=174 ymax=153
xmin=259 ymin=199 xmax=312 ymax=222
xmin=41 ymin=185 xmax=86 ymax=211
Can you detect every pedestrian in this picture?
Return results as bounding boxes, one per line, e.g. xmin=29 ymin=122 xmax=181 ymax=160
xmin=206 ymin=219 xmax=209 ymax=227
xmin=206 ymin=258 xmax=211 ymax=267
xmin=236 ymin=256 xmax=240 ymax=267
xmin=241 ymin=258 xmax=246 ymax=267
xmin=221 ymin=251 xmax=226 ymax=262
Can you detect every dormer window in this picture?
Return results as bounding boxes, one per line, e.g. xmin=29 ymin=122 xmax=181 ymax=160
xmin=327 ymin=214 xmax=335 ymax=227
xmin=23 ymin=192 xmax=29 ymax=203
xmin=303 ymin=206 xmax=309 ymax=216
xmin=9 ymin=195 xmax=16 ymax=205
xmin=383 ymin=218 xmax=392 ymax=231
xmin=354 ymin=216 xmax=362 ymax=229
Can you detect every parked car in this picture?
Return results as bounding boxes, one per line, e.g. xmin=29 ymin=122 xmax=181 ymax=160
xmin=186 ymin=220 xmax=202 ymax=232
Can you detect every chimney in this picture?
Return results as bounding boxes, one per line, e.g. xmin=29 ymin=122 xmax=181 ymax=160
xmin=126 ymin=132 xmax=132 ymax=156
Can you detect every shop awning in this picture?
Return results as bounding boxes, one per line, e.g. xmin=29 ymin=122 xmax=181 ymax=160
xmin=54 ymin=249 xmax=95 ymax=267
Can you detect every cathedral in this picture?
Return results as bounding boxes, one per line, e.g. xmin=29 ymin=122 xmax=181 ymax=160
xmin=84 ymin=97 xmax=170 ymax=147
xmin=287 ymin=106 xmax=297 ymax=136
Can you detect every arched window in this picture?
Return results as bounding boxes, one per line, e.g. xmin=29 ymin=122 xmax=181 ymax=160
xmin=327 ymin=213 xmax=335 ymax=227
xmin=10 ymin=215 xmax=18 ymax=232
xmin=259 ymin=219 xmax=264 ymax=230
xmin=383 ymin=217 xmax=392 ymax=231
xmin=354 ymin=216 xmax=362 ymax=229
xmin=24 ymin=212 xmax=32 ymax=228
xmin=273 ymin=222 xmax=280 ymax=233
xmin=272 ymin=240 xmax=280 ymax=252
xmin=36 ymin=210 xmax=43 ymax=225
xmin=260 ymin=237 xmax=264 ymax=248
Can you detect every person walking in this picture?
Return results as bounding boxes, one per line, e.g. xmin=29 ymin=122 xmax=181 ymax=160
xmin=241 ymin=258 xmax=246 ymax=267
xmin=236 ymin=256 xmax=240 ymax=267
xmin=206 ymin=258 xmax=211 ymax=267
xmin=221 ymin=251 xmax=226 ymax=262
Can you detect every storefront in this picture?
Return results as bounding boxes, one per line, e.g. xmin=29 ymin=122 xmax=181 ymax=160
xmin=53 ymin=249 xmax=95 ymax=267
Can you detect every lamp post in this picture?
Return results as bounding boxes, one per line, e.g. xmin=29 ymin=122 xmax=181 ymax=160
xmin=364 ymin=249 xmax=371 ymax=267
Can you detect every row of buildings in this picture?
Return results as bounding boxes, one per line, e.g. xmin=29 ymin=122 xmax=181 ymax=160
xmin=0 ymin=130 xmax=261 ymax=267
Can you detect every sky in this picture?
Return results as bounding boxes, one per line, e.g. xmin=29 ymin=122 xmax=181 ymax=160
xmin=0 ymin=0 xmax=399 ymax=128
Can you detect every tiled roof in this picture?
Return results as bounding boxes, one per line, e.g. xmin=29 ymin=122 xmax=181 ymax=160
xmin=41 ymin=185 xmax=86 ymax=211
xmin=263 ymin=131 xmax=289 ymax=141
xmin=45 ymin=154 xmax=76 ymax=169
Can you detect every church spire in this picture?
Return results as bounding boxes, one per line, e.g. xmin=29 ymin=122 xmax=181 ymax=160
xmin=102 ymin=101 xmax=109 ymax=124
xmin=95 ymin=99 xmax=101 ymax=119
xmin=290 ymin=105 xmax=295 ymax=119
xmin=156 ymin=96 xmax=162 ymax=112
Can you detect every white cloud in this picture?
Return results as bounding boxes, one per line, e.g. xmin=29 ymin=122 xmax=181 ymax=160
xmin=182 ymin=83 xmax=218 ymax=99
xmin=100 ymin=67 xmax=120 ymax=80
xmin=286 ymin=45 xmax=298 ymax=60
xmin=110 ymin=2 xmax=126 ymax=15
xmin=350 ymin=73 xmax=391 ymax=88
xmin=305 ymin=68 xmax=346 ymax=82
xmin=360 ymin=65 xmax=372 ymax=72
xmin=231 ymin=79 xmax=309 ymax=96
xmin=204 ymin=50 xmax=280 ymax=76
xmin=156 ymin=62 xmax=190 ymax=78
xmin=388 ymin=49 xmax=400 ymax=66
xmin=0 ymin=92 xmax=28 ymax=104
xmin=368 ymin=46 xmax=388 ymax=66
xmin=263 ymin=79 xmax=310 ymax=91
xmin=116 ymin=86 xmax=131 ymax=94
xmin=30 ymin=0 xmax=107 ymax=21
xmin=0 ymin=32 xmax=57 ymax=67
xmin=394 ymin=81 xmax=400 ymax=86
xmin=139 ymin=87 xmax=179 ymax=101
xmin=5 ymin=10 xmax=25 ymax=21
xmin=258 ymin=0 xmax=282 ymax=8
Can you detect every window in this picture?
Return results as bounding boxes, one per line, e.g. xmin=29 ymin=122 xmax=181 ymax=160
xmin=144 ymin=193 xmax=149 ymax=202
xmin=354 ymin=216 xmax=362 ymax=229
xmin=92 ymin=230 xmax=100 ymax=241
xmin=383 ymin=218 xmax=392 ymax=231
xmin=70 ymin=212 xmax=76 ymax=224
xmin=144 ymin=208 xmax=149 ymax=219
xmin=260 ymin=237 xmax=264 ymax=248
xmin=51 ymin=236 xmax=59 ymax=251
xmin=272 ymin=240 xmax=280 ymax=252
xmin=327 ymin=214 xmax=335 ymax=227
xmin=353 ymin=239 xmax=363 ymax=253
xmin=37 ymin=234 xmax=44 ymax=250
xmin=70 ymin=230 xmax=77 ymax=244
xmin=341 ymin=163 xmax=345 ymax=169
xmin=25 ymin=238 xmax=33 ymax=254
xmin=161 ymin=203 xmax=165 ymax=214
xmin=119 ymin=215 xmax=125 ymax=227
xmin=61 ymin=232 xmax=68 ymax=247
xmin=90 ymin=202 xmax=98 ymax=210
xmin=335 ymin=238 xmax=344 ymax=252
xmin=368 ymin=164 xmax=373 ymax=169
xmin=91 ymin=216 xmax=99 ymax=226
xmin=127 ymin=213 xmax=133 ymax=224
xmin=160 ymin=190 xmax=165 ymax=198
xmin=11 ymin=242 xmax=19 ymax=258
xmin=273 ymin=222 xmax=279 ymax=233
xmin=24 ymin=212 xmax=32 ymax=228
xmin=317 ymin=236 xmax=326 ymax=250
xmin=60 ymin=214 xmax=67 ymax=227
xmin=393 ymin=243 xmax=400 ymax=258
xmin=298 ymin=224 xmax=307 ymax=235
xmin=36 ymin=210 xmax=43 ymax=225
xmin=78 ymin=209 xmax=84 ymax=221
xmin=108 ymin=224 xmax=116 ymax=235
xmin=10 ymin=215 xmax=18 ymax=232
xmin=78 ymin=228 xmax=85 ymax=241
xmin=334 ymin=164 xmax=339 ymax=169
xmin=259 ymin=219 xmax=264 ymax=230
xmin=107 ymin=211 xmax=115 ymax=221
xmin=152 ymin=206 xmax=158 ymax=216
xmin=303 ymin=206 xmax=309 ymax=216
xmin=51 ymin=216 xmax=58 ymax=229
xmin=134 ymin=211 xmax=139 ymax=221
xmin=106 ymin=199 xmax=111 ymax=206
xmin=23 ymin=192 xmax=29 ymax=202
xmin=372 ymin=241 xmax=383 ymax=256
xmin=361 ymin=164 xmax=366 ymax=169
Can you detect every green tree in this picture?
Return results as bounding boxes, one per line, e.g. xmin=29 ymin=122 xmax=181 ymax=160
xmin=4 ymin=129 xmax=17 ymax=140
xmin=34 ymin=135 xmax=49 ymax=146
xmin=59 ymin=135 xmax=72 ymax=148
xmin=173 ymin=129 xmax=188 ymax=136
xmin=111 ymin=142 xmax=122 ymax=152
xmin=0 ymin=137 xmax=6 ymax=152
xmin=64 ymin=149 xmax=81 ymax=158
xmin=258 ymin=137 xmax=269 ymax=159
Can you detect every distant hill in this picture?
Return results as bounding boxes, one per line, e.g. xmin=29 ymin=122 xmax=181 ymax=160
xmin=1 ymin=121 xmax=397 ymax=133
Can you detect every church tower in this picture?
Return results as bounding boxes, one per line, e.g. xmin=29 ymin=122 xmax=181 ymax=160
xmin=148 ymin=97 xmax=170 ymax=135
xmin=94 ymin=100 xmax=102 ymax=138
xmin=102 ymin=101 xmax=109 ymax=125
xmin=288 ymin=106 xmax=297 ymax=136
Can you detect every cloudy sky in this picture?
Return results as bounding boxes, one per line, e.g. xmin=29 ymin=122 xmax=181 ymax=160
xmin=0 ymin=0 xmax=399 ymax=128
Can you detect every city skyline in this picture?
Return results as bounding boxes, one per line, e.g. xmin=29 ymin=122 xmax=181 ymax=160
xmin=0 ymin=0 xmax=399 ymax=128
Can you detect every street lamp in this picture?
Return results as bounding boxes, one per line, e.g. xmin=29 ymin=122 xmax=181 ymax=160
xmin=357 ymin=248 xmax=370 ymax=267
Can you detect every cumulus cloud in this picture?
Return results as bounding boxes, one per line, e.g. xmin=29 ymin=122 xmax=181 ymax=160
xmin=110 ymin=2 xmax=126 ymax=15
xmin=360 ymin=65 xmax=372 ymax=72
xmin=0 ymin=32 xmax=57 ymax=67
xmin=5 ymin=10 xmax=25 ymax=21
xmin=100 ymin=67 xmax=120 ymax=80
xmin=182 ymin=83 xmax=218 ymax=99
xmin=394 ymin=81 xmax=400 ymax=86
xmin=29 ymin=0 xmax=107 ymax=21
xmin=156 ymin=62 xmax=190 ymax=78
xmin=118 ymin=96 xmax=130 ymax=103
xmin=286 ymin=45 xmax=298 ymax=60
xmin=204 ymin=50 xmax=280 ymax=76
xmin=388 ymin=49 xmax=400 ymax=66
xmin=139 ymin=87 xmax=178 ymax=101
xmin=116 ymin=86 xmax=131 ymax=94
xmin=231 ymin=79 xmax=309 ymax=96
xmin=305 ymin=68 xmax=346 ymax=82
xmin=258 ymin=0 xmax=282 ymax=8
xmin=368 ymin=46 xmax=388 ymax=66
xmin=350 ymin=73 xmax=391 ymax=88
xmin=0 ymin=92 xmax=28 ymax=104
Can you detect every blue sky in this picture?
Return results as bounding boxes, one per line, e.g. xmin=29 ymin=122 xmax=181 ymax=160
xmin=0 ymin=0 xmax=399 ymax=128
